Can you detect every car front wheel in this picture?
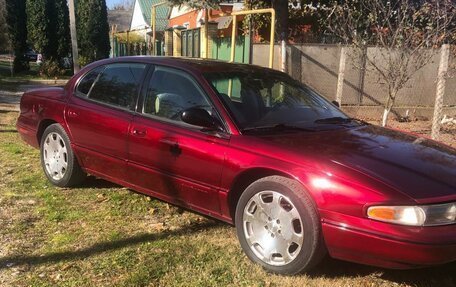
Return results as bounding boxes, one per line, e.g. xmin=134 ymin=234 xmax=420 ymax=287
xmin=40 ymin=123 xmax=86 ymax=187
xmin=235 ymin=176 xmax=326 ymax=274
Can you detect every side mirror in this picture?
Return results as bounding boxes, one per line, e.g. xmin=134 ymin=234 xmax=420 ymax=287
xmin=332 ymin=100 xmax=340 ymax=107
xmin=181 ymin=107 xmax=224 ymax=131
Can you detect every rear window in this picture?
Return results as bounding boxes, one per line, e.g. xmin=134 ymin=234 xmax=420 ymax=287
xmin=84 ymin=63 xmax=147 ymax=109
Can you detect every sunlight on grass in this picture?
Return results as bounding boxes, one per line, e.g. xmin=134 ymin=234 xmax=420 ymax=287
xmin=50 ymin=233 xmax=77 ymax=249
xmin=0 ymin=142 xmax=24 ymax=155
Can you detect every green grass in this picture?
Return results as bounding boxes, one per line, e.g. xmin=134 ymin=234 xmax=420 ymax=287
xmin=0 ymin=60 xmax=40 ymax=79
xmin=0 ymin=111 xmax=455 ymax=287
xmin=0 ymin=60 xmax=71 ymax=83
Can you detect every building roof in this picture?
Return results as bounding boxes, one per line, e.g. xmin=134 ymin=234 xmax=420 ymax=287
xmin=138 ymin=0 xmax=170 ymax=31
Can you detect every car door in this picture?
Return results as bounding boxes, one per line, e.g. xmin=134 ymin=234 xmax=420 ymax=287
xmin=65 ymin=62 xmax=147 ymax=182
xmin=127 ymin=65 xmax=229 ymax=214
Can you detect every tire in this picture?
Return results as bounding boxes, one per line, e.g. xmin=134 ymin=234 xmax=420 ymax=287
xmin=235 ymin=175 xmax=326 ymax=275
xmin=40 ymin=123 xmax=86 ymax=187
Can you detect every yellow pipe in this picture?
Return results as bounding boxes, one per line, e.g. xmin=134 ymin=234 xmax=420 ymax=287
xmin=230 ymin=15 xmax=237 ymax=63
xmin=126 ymin=30 xmax=130 ymax=55
xmin=269 ymin=9 xmax=275 ymax=69
xmin=230 ymin=8 xmax=275 ymax=68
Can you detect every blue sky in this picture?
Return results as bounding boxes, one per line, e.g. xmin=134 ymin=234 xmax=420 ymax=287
xmin=106 ymin=0 xmax=131 ymax=9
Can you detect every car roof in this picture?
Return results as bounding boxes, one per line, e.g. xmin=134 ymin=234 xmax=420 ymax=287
xmin=96 ymin=56 xmax=280 ymax=75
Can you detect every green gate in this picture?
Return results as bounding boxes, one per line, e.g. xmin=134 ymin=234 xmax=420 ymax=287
xmin=212 ymin=35 xmax=250 ymax=64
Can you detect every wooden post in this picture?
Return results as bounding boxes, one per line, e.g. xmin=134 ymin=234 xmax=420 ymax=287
xmin=204 ymin=8 xmax=209 ymax=58
xmin=431 ymin=44 xmax=450 ymax=140
xmin=152 ymin=6 xmax=156 ymax=55
xmin=126 ymin=31 xmax=130 ymax=55
xmin=68 ymin=0 xmax=80 ymax=73
xmin=335 ymin=47 xmax=347 ymax=105
xmin=111 ymin=25 xmax=116 ymax=57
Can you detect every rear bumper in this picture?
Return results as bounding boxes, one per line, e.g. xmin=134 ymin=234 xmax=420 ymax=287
xmin=321 ymin=213 xmax=456 ymax=269
xmin=16 ymin=122 xmax=39 ymax=148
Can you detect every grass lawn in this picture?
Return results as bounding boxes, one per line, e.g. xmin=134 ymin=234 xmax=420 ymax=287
xmin=0 ymin=60 xmax=40 ymax=79
xmin=0 ymin=110 xmax=455 ymax=287
xmin=0 ymin=60 xmax=71 ymax=85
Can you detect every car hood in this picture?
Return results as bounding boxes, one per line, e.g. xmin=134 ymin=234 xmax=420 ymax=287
xmin=253 ymin=125 xmax=456 ymax=203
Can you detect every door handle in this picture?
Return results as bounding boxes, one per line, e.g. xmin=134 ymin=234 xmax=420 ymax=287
xmin=67 ymin=110 xmax=78 ymax=118
xmin=131 ymin=129 xmax=147 ymax=137
xmin=159 ymin=138 xmax=181 ymax=156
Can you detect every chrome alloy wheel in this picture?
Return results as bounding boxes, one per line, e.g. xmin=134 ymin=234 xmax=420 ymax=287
xmin=43 ymin=132 xmax=68 ymax=180
xmin=242 ymin=190 xmax=304 ymax=266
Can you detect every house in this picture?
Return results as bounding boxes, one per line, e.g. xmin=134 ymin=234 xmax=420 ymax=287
xmin=130 ymin=0 xmax=171 ymax=54
xmin=163 ymin=1 xmax=249 ymax=62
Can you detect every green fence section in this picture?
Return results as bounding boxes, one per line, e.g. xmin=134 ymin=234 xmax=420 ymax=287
xmin=112 ymin=37 xmax=163 ymax=57
xmin=211 ymin=77 xmax=242 ymax=99
xmin=181 ymin=29 xmax=201 ymax=58
xmin=212 ymin=35 xmax=250 ymax=64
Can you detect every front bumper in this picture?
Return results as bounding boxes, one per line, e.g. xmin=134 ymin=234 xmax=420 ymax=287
xmin=321 ymin=211 xmax=456 ymax=269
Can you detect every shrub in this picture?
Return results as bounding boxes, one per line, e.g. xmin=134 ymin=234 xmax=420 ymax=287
xmin=39 ymin=60 xmax=65 ymax=78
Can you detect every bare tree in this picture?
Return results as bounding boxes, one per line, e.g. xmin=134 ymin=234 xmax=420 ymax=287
xmin=111 ymin=0 xmax=134 ymax=10
xmin=323 ymin=0 xmax=455 ymax=126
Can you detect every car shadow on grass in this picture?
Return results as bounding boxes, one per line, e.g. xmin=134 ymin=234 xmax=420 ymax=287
xmin=79 ymin=176 xmax=122 ymax=189
xmin=308 ymin=256 xmax=456 ymax=286
xmin=0 ymin=129 xmax=17 ymax=133
xmin=0 ymin=220 xmax=222 ymax=270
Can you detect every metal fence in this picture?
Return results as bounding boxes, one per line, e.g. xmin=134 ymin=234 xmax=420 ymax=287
xmin=252 ymin=43 xmax=456 ymax=140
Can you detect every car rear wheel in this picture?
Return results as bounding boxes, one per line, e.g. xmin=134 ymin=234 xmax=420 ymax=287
xmin=40 ymin=124 xmax=86 ymax=187
xmin=235 ymin=176 xmax=326 ymax=274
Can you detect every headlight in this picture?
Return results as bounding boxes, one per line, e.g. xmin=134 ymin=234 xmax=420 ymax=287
xmin=367 ymin=202 xmax=456 ymax=226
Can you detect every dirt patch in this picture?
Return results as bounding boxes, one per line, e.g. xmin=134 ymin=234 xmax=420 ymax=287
xmin=386 ymin=120 xmax=456 ymax=148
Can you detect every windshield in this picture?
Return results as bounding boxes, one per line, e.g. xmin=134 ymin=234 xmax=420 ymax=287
xmin=205 ymin=69 xmax=353 ymax=132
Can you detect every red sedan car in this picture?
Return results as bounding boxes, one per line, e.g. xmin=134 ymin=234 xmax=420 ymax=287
xmin=17 ymin=57 xmax=456 ymax=274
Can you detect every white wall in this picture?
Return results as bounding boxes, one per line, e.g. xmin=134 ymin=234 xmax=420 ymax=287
xmin=130 ymin=0 xmax=147 ymax=30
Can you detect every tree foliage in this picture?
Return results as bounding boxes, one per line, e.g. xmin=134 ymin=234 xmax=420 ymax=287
xmin=77 ymin=0 xmax=111 ymax=66
xmin=322 ymin=0 xmax=456 ymax=126
xmin=243 ymin=0 xmax=327 ymax=43
xmin=0 ymin=0 xmax=10 ymax=52
xmin=5 ymin=0 xmax=29 ymax=72
xmin=26 ymin=0 xmax=53 ymax=57
xmin=54 ymin=0 xmax=71 ymax=58
xmin=25 ymin=0 xmax=70 ymax=67
xmin=166 ymin=0 xmax=221 ymax=9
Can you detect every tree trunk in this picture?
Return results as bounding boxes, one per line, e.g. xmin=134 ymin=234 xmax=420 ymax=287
xmin=381 ymin=96 xmax=393 ymax=127
xmin=431 ymin=44 xmax=450 ymax=140
xmin=272 ymin=0 xmax=288 ymax=72
xmin=381 ymin=108 xmax=390 ymax=127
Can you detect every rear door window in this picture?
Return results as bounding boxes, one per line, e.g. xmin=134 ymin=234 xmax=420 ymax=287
xmin=87 ymin=63 xmax=147 ymax=109
xmin=76 ymin=66 xmax=104 ymax=97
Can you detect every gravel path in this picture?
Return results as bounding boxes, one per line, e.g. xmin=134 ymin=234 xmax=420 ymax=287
xmin=0 ymin=84 xmax=64 ymax=111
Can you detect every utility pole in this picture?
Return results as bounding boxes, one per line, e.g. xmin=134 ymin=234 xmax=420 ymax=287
xmin=68 ymin=0 xmax=80 ymax=74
